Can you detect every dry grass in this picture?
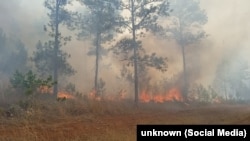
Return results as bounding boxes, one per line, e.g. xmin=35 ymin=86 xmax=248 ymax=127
xmin=0 ymin=93 xmax=250 ymax=141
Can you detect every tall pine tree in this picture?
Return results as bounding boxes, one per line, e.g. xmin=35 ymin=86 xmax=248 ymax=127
xmin=113 ymin=0 xmax=170 ymax=106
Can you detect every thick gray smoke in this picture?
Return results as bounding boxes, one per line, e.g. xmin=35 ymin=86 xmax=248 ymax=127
xmin=0 ymin=0 xmax=249 ymax=99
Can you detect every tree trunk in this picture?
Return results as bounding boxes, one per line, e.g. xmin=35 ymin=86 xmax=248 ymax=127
xmin=223 ymin=79 xmax=228 ymax=101
xmin=131 ymin=0 xmax=139 ymax=107
xmin=94 ymin=33 xmax=100 ymax=96
xmin=181 ymin=43 xmax=188 ymax=102
xmin=53 ymin=0 xmax=59 ymax=98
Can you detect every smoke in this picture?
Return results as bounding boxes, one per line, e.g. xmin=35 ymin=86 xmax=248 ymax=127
xmin=0 ymin=0 xmax=249 ymax=97
xmin=134 ymin=0 xmax=250 ymax=95
xmin=0 ymin=0 xmax=47 ymax=54
xmin=198 ymin=0 xmax=250 ymax=85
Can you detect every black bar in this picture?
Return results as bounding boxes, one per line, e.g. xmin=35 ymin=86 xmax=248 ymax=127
xmin=137 ymin=125 xmax=250 ymax=141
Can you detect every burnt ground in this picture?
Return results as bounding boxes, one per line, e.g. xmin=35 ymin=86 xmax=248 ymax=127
xmin=0 ymin=101 xmax=250 ymax=141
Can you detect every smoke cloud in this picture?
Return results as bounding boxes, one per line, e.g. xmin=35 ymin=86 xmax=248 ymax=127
xmin=0 ymin=0 xmax=249 ymax=97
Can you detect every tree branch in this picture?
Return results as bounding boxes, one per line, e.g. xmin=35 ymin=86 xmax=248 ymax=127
xmin=120 ymin=2 xmax=132 ymax=11
xmin=123 ymin=22 xmax=132 ymax=30
xmin=135 ymin=9 xmax=152 ymax=29
xmin=134 ymin=0 xmax=162 ymax=12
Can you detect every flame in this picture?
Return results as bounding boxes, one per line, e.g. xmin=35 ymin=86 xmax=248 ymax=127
xmin=38 ymin=86 xmax=75 ymax=99
xmin=139 ymin=87 xmax=183 ymax=103
xmin=58 ymin=91 xmax=75 ymax=99
xmin=38 ymin=86 xmax=51 ymax=94
xmin=38 ymin=86 xmax=183 ymax=102
xmin=153 ymin=95 xmax=165 ymax=103
xmin=88 ymin=89 xmax=101 ymax=101
xmin=165 ymin=88 xmax=183 ymax=102
xmin=140 ymin=90 xmax=151 ymax=103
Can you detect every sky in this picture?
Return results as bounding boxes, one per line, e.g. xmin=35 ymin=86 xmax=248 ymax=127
xmin=0 ymin=0 xmax=249 ymax=94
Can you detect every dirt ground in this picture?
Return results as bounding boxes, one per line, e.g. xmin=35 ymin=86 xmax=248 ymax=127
xmin=0 ymin=102 xmax=250 ymax=141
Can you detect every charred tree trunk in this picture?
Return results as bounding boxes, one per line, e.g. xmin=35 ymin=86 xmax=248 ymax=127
xmin=53 ymin=0 xmax=59 ymax=98
xmin=94 ymin=33 xmax=100 ymax=96
xmin=131 ymin=0 xmax=139 ymax=107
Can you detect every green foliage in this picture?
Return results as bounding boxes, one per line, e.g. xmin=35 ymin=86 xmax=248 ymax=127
xmin=139 ymin=53 xmax=168 ymax=72
xmin=75 ymin=0 xmax=121 ymax=58
xmin=44 ymin=0 xmax=73 ymax=28
xmin=76 ymin=0 xmax=121 ymax=41
xmin=120 ymin=0 xmax=170 ymax=33
xmin=32 ymin=40 xmax=75 ymax=77
xmin=112 ymin=38 xmax=142 ymax=61
xmin=74 ymin=0 xmax=121 ymax=92
xmin=112 ymin=38 xmax=168 ymax=77
xmin=40 ymin=0 xmax=75 ymax=77
xmin=112 ymin=0 xmax=170 ymax=76
xmin=110 ymin=1 xmax=170 ymax=105
xmin=42 ymin=0 xmax=75 ymax=96
xmin=10 ymin=70 xmax=55 ymax=96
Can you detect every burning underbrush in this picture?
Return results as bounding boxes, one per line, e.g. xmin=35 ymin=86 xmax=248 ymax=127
xmin=86 ymin=85 xmax=223 ymax=105
xmin=38 ymin=86 xmax=76 ymax=100
xmin=54 ymin=85 xmax=224 ymax=105
xmin=139 ymin=87 xmax=183 ymax=103
xmin=0 ymin=82 xmax=244 ymax=121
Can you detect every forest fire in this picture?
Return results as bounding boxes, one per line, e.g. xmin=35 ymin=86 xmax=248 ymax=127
xmin=38 ymin=86 xmax=75 ymax=99
xmin=88 ymin=89 xmax=101 ymax=101
xmin=58 ymin=91 xmax=75 ymax=99
xmin=139 ymin=88 xmax=183 ymax=103
xmin=86 ymin=88 xmax=184 ymax=103
xmin=38 ymin=85 xmax=184 ymax=102
xmin=88 ymin=89 xmax=127 ymax=101
xmin=38 ymin=85 xmax=51 ymax=94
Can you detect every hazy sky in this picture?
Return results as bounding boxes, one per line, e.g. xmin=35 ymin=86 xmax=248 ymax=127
xmin=0 ymin=0 xmax=249 ymax=48
xmin=0 ymin=0 xmax=249 ymax=92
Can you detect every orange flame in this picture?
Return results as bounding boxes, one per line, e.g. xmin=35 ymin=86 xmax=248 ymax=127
xmin=38 ymin=86 xmax=75 ymax=99
xmin=165 ymin=88 xmax=183 ymax=102
xmin=139 ymin=87 xmax=183 ymax=103
xmin=140 ymin=90 xmax=151 ymax=103
xmin=58 ymin=91 xmax=75 ymax=99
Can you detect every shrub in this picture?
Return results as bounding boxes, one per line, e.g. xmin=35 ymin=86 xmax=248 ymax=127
xmin=10 ymin=70 xmax=55 ymax=97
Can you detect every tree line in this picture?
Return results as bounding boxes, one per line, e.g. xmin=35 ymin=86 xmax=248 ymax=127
xmin=1 ymin=0 xmax=249 ymax=105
